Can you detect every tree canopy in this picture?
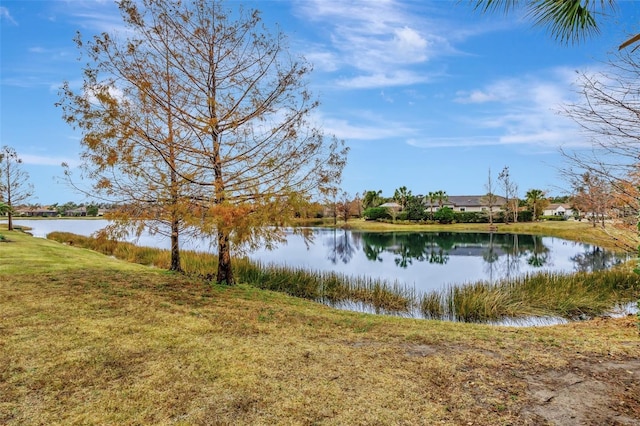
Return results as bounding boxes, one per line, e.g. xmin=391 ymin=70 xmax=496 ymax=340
xmin=58 ymin=0 xmax=348 ymax=283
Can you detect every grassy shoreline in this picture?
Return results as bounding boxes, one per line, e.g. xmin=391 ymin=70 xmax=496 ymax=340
xmin=46 ymin=229 xmax=640 ymax=324
xmin=1 ymin=229 xmax=639 ymax=424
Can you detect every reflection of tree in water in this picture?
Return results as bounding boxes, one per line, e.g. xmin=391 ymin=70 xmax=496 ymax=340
xmin=428 ymin=247 xmax=449 ymax=264
xmin=359 ymin=232 xmax=552 ymax=269
xmin=354 ymin=231 xmax=620 ymax=277
xmin=363 ymin=242 xmax=384 ymax=262
xmin=361 ymin=232 xmax=453 ymax=268
xmin=393 ymin=233 xmax=430 ymax=268
xmin=527 ymin=252 xmax=549 ymax=267
xmin=360 ymin=232 xmax=391 ymax=262
xmin=496 ymin=233 xmax=524 ymax=280
xmin=571 ymin=245 xmax=623 ymax=272
xmin=359 ymin=232 xmax=442 ymax=269
xmin=482 ymin=233 xmax=500 ymax=264
xmin=526 ymin=235 xmax=550 ymax=268
xmin=482 ymin=233 xmax=500 ymax=283
xmin=325 ymin=229 xmax=357 ymax=264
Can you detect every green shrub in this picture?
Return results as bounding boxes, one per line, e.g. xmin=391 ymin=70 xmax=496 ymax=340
xmin=434 ymin=207 xmax=455 ymax=224
xmin=518 ymin=210 xmax=533 ymax=222
xmin=542 ymin=215 xmax=567 ymax=221
xmin=363 ymin=207 xmax=390 ymax=221
xmin=403 ymin=202 xmax=428 ymax=221
xmin=454 ymin=211 xmax=488 ymax=223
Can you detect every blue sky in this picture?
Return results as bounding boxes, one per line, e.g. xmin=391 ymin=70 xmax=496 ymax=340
xmin=2 ymin=0 xmax=639 ymax=205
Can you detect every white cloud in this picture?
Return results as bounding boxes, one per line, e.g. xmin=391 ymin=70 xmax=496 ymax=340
xmin=445 ymin=68 xmax=593 ymax=149
xmin=305 ymin=51 xmax=340 ymax=72
xmin=84 ymin=84 xmax=128 ymax=105
xmin=293 ymin=0 xmax=452 ymax=89
xmin=313 ymin=110 xmax=416 ymax=141
xmin=336 ymin=70 xmax=430 ymax=89
xmin=0 ymin=6 xmax=17 ymax=25
xmin=406 ymin=136 xmax=499 ymax=148
xmin=455 ymin=89 xmax=499 ymax=103
xmin=393 ymin=26 xmax=429 ymax=62
xmin=455 ymin=80 xmax=520 ymax=104
xmin=21 ymin=154 xmax=80 ymax=168
xmin=70 ymin=11 xmax=129 ymax=34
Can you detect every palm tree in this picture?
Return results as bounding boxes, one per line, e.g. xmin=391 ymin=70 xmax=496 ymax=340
xmin=362 ymin=190 xmax=383 ymax=210
xmin=525 ymin=189 xmax=545 ymax=221
xmin=393 ymin=186 xmax=411 ymax=210
xmin=434 ymin=190 xmax=448 ymax=209
xmin=475 ymin=0 xmax=640 ymax=51
xmin=427 ymin=191 xmax=437 ymax=219
xmin=473 ymin=1 xmax=617 ymax=46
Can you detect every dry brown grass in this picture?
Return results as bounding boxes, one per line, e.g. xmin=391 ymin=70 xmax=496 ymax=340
xmin=1 ymin=230 xmax=639 ymax=425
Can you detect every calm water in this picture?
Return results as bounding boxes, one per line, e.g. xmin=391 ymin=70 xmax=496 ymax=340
xmin=12 ymin=219 xmax=627 ymax=293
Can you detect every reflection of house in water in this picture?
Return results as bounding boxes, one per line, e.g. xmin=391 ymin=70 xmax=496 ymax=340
xmin=447 ymin=244 xmax=507 ymax=257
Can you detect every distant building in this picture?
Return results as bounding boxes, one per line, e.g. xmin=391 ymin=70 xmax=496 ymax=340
xmin=426 ymin=195 xmax=507 ymax=213
xmin=543 ymin=203 xmax=573 ymax=217
xmin=378 ymin=202 xmax=402 ymax=210
xmin=15 ymin=207 xmax=57 ymax=217
xmin=65 ymin=207 xmax=87 ymax=217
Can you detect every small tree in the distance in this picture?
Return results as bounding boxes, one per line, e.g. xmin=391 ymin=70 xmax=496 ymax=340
xmin=0 ymin=146 xmax=34 ymax=231
xmin=337 ymin=192 xmax=353 ymax=224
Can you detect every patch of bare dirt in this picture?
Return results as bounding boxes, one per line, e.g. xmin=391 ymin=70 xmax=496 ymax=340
xmin=521 ymin=359 xmax=640 ymax=425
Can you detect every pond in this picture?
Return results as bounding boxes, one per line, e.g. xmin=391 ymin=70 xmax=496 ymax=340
xmin=12 ymin=219 xmax=627 ymax=294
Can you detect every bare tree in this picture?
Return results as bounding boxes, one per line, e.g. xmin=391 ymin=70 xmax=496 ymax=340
xmin=0 ymin=146 xmax=34 ymax=231
xmin=336 ymin=192 xmax=352 ymax=224
xmin=571 ymin=172 xmax=613 ymax=228
xmin=559 ymin=51 xmax=640 ymax=247
xmin=59 ymin=0 xmax=210 ymax=272
xmin=59 ymin=0 xmax=347 ymax=284
xmin=498 ymin=166 xmax=517 ymax=224
xmin=508 ymin=183 xmax=520 ymax=223
xmin=353 ymin=192 xmax=362 ymax=218
xmin=481 ymin=168 xmax=498 ymax=226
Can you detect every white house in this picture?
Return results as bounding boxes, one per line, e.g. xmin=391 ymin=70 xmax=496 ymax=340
xmin=427 ymin=195 xmax=507 ymax=213
xmin=379 ymin=202 xmax=402 ymax=210
xmin=543 ymin=203 xmax=573 ymax=217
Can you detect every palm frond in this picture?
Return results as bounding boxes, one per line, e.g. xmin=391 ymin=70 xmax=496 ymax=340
xmin=527 ymin=0 xmax=616 ymax=45
xmin=471 ymin=0 xmax=519 ymax=14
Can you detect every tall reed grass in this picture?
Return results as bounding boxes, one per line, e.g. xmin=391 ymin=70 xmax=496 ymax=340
xmin=420 ymin=269 xmax=640 ymax=322
xmin=48 ymin=232 xmax=640 ymax=323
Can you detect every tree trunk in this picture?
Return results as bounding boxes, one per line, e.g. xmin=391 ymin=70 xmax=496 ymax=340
xmin=217 ymin=229 xmax=234 ymax=285
xmin=6 ymin=170 xmax=12 ymax=231
xmin=170 ymin=217 xmax=181 ymax=272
